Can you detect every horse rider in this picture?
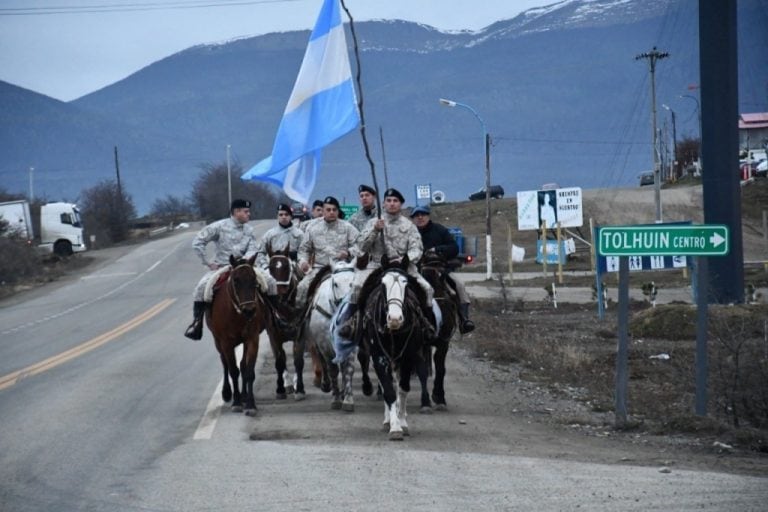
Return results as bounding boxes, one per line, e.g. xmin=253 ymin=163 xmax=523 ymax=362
xmin=255 ymin=203 xmax=304 ymax=269
xmin=410 ymin=204 xmax=475 ymax=334
xmin=184 ymin=199 xmax=262 ymax=340
xmin=294 ymin=196 xmax=360 ymax=311
xmin=348 ymin=184 xmax=378 ymax=232
xmin=300 ymin=199 xmax=325 ymax=233
xmin=337 ymin=187 xmax=436 ymax=339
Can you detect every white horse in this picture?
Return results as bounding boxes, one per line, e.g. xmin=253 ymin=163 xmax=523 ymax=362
xmin=302 ymin=260 xmax=367 ymax=411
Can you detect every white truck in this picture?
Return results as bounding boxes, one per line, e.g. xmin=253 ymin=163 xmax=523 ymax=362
xmin=0 ymin=200 xmax=87 ymax=256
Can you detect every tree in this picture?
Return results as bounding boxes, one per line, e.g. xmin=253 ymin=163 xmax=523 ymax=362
xmin=80 ymin=180 xmax=137 ymax=246
xmin=150 ymin=194 xmax=194 ymax=224
xmin=190 ymin=161 xmax=276 ymax=221
xmin=676 ymin=137 xmax=701 ymax=175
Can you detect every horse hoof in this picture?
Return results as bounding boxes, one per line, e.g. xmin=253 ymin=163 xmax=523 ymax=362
xmin=331 ymin=401 xmax=342 ymax=410
xmin=342 ymin=402 xmax=355 ymax=412
xmin=275 ymin=393 xmax=287 ymax=400
xmin=231 ymin=405 xmax=243 ymax=413
xmin=294 ymin=392 xmax=306 ymax=402
xmin=244 ymin=408 xmax=257 ymax=417
xmin=285 ymin=385 xmax=295 ymax=394
xmin=362 ymin=382 xmax=373 ymax=396
xmin=381 ymin=422 xmax=390 ymax=432
xmin=419 ymin=406 xmax=433 ymax=414
xmin=313 ymin=376 xmax=322 ymax=388
xmin=321 ymin=382 xmax=332 ymax=393
xmin=389 ymin=430 xmax=404 ymax=441
xmin=433 ymin=403 xmax=447 ymax=412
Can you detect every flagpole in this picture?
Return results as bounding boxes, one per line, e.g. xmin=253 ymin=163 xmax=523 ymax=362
xmin=340 ymin=0 xmax=381 ymax=219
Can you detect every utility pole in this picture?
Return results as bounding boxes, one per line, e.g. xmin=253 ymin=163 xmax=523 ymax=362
xmin=636 ymin=46 xmax=669 ymax=222
xmin=28 ymin=166 xmax=34 ymax=202
xmin=226 ymin=144 xmax=232 ymax=209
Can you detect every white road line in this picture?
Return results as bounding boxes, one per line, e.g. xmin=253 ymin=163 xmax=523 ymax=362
xmin=193 ymin=335 xmax=270 ymax=440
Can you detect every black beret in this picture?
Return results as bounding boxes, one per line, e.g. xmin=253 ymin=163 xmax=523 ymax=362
xmin=311 ymin=199 xmax=324 ymax=209
xmin=323 ymin=196 xmax=340 ymax=208
xmin=277 ymin=203 xmax=292 ymax=214
xmin=383 ymin=188 xmax=404 ymax=203
xmin=358 ymin=184 xmax=376 ymax=195
xmin=230 ymin=199 xmax=251 ymax=212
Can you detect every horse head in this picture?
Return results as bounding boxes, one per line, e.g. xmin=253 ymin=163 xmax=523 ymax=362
xmin=380 ymin=267 xmax=410 ymax=331
xmin=419 ymin=250 xmax=447 ymax=287
xmin=228 ymin=254 xmax=260 ymax=318
xmin=329 ymin=260 xmax=355 ymax=306
xmin=267 ymin=244 xmax=293 ymax=296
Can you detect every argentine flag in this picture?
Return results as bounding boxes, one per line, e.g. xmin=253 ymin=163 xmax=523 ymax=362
xmin=241 ymin=0 xmax=360 ymax=203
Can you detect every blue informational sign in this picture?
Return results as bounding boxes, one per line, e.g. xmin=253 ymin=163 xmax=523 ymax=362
xmin=536 ymin=240 xmax=567 ymax=264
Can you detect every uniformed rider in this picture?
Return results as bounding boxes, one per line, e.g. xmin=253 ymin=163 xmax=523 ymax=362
xmin=348 ymin=184 xmax=378 ymax=232
xmin=184 ymin=199 xmax=259 ymax=340
xmin=294 ymin=196 xmax=359 ymax=310
xmin=410 ymin=204 xmax=475 ymax=334
xmin=300 ymin=199 xmax=325 ymax=233
xmin=255 ymin=203 xmax=304 ymax=269
xmin=337 ymin=187 xmax=435 ymax=339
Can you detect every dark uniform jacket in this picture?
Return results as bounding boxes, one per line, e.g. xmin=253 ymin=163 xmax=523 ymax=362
xmin=417 ymin=220 xmax=459 ymax=260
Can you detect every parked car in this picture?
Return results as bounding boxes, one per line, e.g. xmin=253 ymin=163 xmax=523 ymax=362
xmin=756 ymin=159 xmax=767 ymax=178
xmin=639 ymin=172 xmax=654 ymax=186
xmin=290 ymin=201 xmax=308 ymax=220
xmin=468 ymin=185 xmax=504 ymax=201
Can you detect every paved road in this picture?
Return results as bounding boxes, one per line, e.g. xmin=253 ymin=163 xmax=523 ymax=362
xmin=0 ymin=227 xmax=766 ymax=511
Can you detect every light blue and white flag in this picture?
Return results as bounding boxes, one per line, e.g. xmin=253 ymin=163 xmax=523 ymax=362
xmin=241 ymin=0 xmax=360 ymax=203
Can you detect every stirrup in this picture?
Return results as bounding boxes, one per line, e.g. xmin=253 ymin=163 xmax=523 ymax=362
xmin=459 ymin=319 xmax=475 ymax=334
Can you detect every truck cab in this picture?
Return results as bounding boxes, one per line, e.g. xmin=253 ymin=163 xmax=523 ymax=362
xmin=39 ymin=203 xmax=87 ymax=256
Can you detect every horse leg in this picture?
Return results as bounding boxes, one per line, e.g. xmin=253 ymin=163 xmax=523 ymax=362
xmin=416 ymin=347 xmax=432 ymax=414
xmin=372 ymin=355 xmax=402 ymax=440
xmin=292 ymin=339 xmax=306 ymax=400
xmin=341 ymin=350 xmax=356 ymax=412
xmin=241 ymin=338 xmax=259 ymax=416
xmin=432 ymin=340 xmax=449 ymax=411
xmin=330 ymin=360 xmax=343 ymax=410
xmin=219 ymin=352 xmax=233 ymax=403
xmin=272 ymin=339 xmax=288 ymax=400
xmin=309 ymin=342 xmax=323 ymax=389
xmin=357 ymin=341 xmax=374 ymax=397
xmin=223 ymin=345 xmax=242 ymax=412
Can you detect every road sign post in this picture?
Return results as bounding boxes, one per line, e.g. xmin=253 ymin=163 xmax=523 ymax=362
xmin=597 ymin=224 xmax=730 ymax=422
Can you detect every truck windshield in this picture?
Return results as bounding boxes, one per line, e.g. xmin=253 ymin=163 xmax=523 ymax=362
xmin=72 ymin=209 xmax=83 ymax=228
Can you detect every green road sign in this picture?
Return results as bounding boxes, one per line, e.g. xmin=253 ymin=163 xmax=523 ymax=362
xmin=339 ymin=204 xmax=359 ymax=219
xmin=598 ymin=224 xmax=729 ymax=256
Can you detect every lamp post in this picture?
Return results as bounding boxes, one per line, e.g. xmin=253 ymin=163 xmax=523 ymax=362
xmin=439 ymin=98 xmax=492 ymax=279
xmin=28 ymin=166 xmax=34 ymax=202
xmin=662 ymin=104 xmax=677 ymax=179
xmin=226 ymin=144 xmax=232 ymax=209
xmin=680 ymin=94 xmax=702 ymax=173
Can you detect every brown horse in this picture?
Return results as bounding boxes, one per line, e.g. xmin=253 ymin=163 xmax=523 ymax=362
xmin=206 ymin=254 xmax=269 ymax=415
xmin=264 ymin=244 xmax=308 ymax=400
xmin=419 ymin=252 xmax=458 ymax=411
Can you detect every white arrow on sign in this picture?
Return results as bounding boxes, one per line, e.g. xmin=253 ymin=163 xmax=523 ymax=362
xmin=710 ymin=232 xmax=726 ymax=248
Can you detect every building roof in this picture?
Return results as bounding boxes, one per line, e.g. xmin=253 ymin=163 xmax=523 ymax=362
xmin=739 ymin=112 xmax=768 ymax=129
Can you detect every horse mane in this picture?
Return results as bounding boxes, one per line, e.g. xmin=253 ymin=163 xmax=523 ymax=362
xmin=305 ymin=263 xmax=332 ymax=299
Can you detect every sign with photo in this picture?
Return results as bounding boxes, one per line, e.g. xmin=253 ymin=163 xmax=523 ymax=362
xmin=517 ymin=187 xmax=583 ymax=230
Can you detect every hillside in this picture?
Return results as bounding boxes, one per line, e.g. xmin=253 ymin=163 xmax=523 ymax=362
xmin=428 ymin=179 xmax=768 ymax=271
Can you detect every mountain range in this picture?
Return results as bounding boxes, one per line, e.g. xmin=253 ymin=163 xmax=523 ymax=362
xmin=1 ymin=0 xmax=766 ymax=214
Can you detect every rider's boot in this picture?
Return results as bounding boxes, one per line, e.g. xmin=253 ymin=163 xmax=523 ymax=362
xmin=458 ymin=303 xmax=475 ymax=334
xmin=337 ymin=302 xmax=358 ymax=339
xmin=184 ymin=301 xmax=205 ymax=340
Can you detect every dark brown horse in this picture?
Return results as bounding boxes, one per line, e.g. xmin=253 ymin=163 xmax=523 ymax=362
xmin=264 ymin=243 xmax=308 ymax=400
xmin=419 ymin=252 xmax=458 ymax=411
xmin=206 ymin=254 xmax=269 ymax=416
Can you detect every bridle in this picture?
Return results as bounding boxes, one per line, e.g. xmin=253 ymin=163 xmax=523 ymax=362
xmin=227 ymin=262 xmax=260 ymax=315
xmin=269 ymin=254 xmax=294 ymax=287
xmin=329 ymin=266 xmax=355 ymax=305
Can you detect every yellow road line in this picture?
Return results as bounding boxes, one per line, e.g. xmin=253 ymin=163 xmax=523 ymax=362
xmin=0 ymin=298 xmax=176 ymax=391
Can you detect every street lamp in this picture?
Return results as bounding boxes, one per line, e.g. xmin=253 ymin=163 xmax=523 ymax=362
xmin=439 ymin=97 xmax=493 ymax=279
xmin=226 ymin=144 xmax=232 ymax=209
xmin=679 ymin=94 xmax=702 ymax=173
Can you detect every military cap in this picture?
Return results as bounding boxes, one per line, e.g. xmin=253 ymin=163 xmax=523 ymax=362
xmin=383 ymin=188 xmax=404 ymax=203
xmin=230 ymin=199 xmax=251 ymax=212
xmin=358 ymin=184 xmax=376 ymax=195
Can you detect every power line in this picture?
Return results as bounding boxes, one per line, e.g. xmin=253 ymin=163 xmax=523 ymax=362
xmin=0 ymin=0 xmax=301 ymax=16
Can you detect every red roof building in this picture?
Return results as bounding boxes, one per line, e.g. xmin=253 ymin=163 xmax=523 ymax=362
xmin=739 ymin=112 xmax=768 ymax=150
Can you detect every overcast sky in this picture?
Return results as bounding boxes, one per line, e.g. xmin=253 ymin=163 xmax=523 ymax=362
xmin=0 ymin=0 xmax=547 ymax=102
